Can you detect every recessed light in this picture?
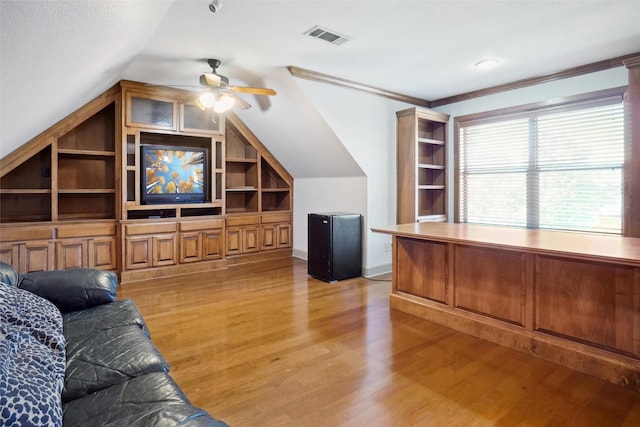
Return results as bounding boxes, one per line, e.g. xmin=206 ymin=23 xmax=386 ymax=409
xmin=475 ymin=59 xmax=500 ymax=70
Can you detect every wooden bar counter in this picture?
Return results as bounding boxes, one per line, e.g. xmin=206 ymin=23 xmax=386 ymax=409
xmin=372 ymin=222 xmax=640 ymax=390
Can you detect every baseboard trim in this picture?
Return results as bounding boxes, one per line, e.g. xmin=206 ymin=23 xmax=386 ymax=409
xmin=363 ymin=263 xmax=391 ymax=278
xmin=293 ymin=249 xmax=307 ymax=260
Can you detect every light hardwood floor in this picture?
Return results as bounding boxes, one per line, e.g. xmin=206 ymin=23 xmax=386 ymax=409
xmin=119 ymin=257 xmax=640 ymax=427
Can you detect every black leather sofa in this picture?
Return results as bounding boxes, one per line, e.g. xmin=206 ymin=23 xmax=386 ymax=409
xmin=0 ymin=262 xmax=229 ymax=427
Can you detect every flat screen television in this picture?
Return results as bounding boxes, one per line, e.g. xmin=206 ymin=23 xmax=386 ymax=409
xmin=140 ymin=144 xmax=208 ymax=204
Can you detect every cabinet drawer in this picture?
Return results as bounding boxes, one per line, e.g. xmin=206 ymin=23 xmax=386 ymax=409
xmin=179 ymin=219 xmax=224 ymax=232
xmin=0 ymin=226 xmax=54 ymax=242
xmin=261 ymin=213 xmax=292 ymax=224
xmin=57 ymin=222 xmax=116 ymax=238
xmin=225 ymin=215 xmax=259 ymax=227
xmin=125 ymin=222 xmax=177 ymax=235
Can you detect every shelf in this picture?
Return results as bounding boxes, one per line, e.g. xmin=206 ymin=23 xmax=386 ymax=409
xmin=417 ymin=137 xmax=445 ymax=145
xmin=58 ymin=188 xmax=115 ymax=194
xmin=417 ymin=214 xmax=447 ymax=222
xmin=0 ymin=189 xmax=51 ymax=194
xmin=418 ymin=185 xmax=445 ymax=190
xmin=127 ymin=202 xmax=219 ymax=210
xmin=226 ymin=187 xmax=258 ymax=192
xmin=180 ymin=207 xmax=222 ymax=217
xmin=418 ymin=164 xmax=445 ymax=170
xmin=57 ymin=213 xmax=115 ymax=221
xmin=225 ymin=207 xmax=257 ymax=214
xmin=262 ymin=188 xmax=290 ymax=192
xmin=226 ymin=157 xmax=258 ymax=163
xmin=58 ymin=149 xmax=116 ymax=157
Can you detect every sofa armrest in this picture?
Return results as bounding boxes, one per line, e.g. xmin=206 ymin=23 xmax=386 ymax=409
xmin=0 ymin=261 xmax=21 ymax=287
xmin=19 ymin=268 xmax=118 ymax=312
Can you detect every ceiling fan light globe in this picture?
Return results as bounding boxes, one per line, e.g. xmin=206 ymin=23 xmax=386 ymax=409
xmin=214 ymin=94 xmax=235 ymax=113
xmin=199 ymin=91 xmax=217 ymax=108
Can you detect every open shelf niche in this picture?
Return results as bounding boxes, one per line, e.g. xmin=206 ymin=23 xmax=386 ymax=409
xmin=224 ymin=116 xmax=293 ymax=215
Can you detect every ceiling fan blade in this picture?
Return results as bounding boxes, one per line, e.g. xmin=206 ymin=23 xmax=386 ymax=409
xmin=229 ymin=92 xmax=252 ymax=110
xmin=229 ymin=86 xmax=277 ymax=96
xmin=200 ymin=73 xmax=222 ymax=88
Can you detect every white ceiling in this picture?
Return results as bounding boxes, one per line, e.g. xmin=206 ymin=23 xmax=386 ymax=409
xmin=2 ymin=0 xmax=639 ymax=174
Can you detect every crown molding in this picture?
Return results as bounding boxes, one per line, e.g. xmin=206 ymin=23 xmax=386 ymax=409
xmin=289 ymin=52 xmax=640 ymax=110
xmin=431 ymin=52 xmax=640 ymax=107
xmin=622 ymin=54 xmax=640 ymax=69
xmin=287 ymin=66 xmax=431 ymax=108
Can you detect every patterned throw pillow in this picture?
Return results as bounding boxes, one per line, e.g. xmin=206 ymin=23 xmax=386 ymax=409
xmin=0 ymin=281 xmax=66 ymax=427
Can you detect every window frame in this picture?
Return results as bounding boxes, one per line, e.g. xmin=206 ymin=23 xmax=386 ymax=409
xmin=453 ymin=86 xmax=627 ymax=233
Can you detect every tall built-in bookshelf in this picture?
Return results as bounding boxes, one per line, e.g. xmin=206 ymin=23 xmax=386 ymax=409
xmin=396 ymin=107 xmax=449 ymax=224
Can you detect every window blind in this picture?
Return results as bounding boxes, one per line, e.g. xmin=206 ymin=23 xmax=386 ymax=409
xmin=459 ymin=99 xmax=624 ymax=234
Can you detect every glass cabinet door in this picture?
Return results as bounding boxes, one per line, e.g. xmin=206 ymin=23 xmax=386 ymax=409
xmin=181 ymin=103 xmax=223 ymax=134
xmin=127 ymin=95 xmax=176 ymax=130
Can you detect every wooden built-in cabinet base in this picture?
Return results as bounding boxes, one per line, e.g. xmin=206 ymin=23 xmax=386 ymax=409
xmin=373 ymin=222 xmax=640 ymax=391
xmin=0 ymin=221 xmax=117 ymax=274
xmin=119 ymin=213 xmax=292 ymax=282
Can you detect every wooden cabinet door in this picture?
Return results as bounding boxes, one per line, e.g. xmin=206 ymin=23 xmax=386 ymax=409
xmin=260 ymin=224 xmax=277 ymax=251
xmin=125 ymin=236 xmax=152 ymax=270
xmin=153 ymin=235 xmax=177 ymax=266
xmin=0 ymin=244 xmax=19 ymax=269
xmin=262 ymin=223 xmax=291 ymax=250
xmin=226 ymin=226 xmax=259 ymax=255
xmin=202 ymin=230 xmax=223 ymax=259
xmin=243 ymin=226 xmax=259 ymax=253
xmin=56 ymin=239 xmax=88 ymax=270
xmin=89 ymin=237 xmax=117 ymax=270
xmin=180 ymin=232 xmax=202 ymax=263
xmin=226 ymin=227 xmax=242 ymax=255
xmin=277 ymin=223 xmax=292 ymax=248
xmin=19 ymin=241 xmax=54 ymax=273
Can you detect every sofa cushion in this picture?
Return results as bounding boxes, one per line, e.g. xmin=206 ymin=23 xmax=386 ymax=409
xmin=62 ymin=372 xmax=229 ymax=427
xmin=0 ymin=282 xmax=65 ymax=427
xmin=20 ymin=268 xmax=117 ymax=312
xmin=63 ymin=298 xmax=149 ymax=341
xmin=63 ymin=325 xmax=169 ymax=402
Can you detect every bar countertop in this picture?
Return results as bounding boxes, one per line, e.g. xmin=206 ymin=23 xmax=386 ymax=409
xmin=371 ymin=222 xmax=640 ymax=266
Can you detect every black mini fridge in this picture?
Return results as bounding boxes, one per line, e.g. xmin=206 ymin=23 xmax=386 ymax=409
xmin=308 ymin=212 xmax=362 ymax=282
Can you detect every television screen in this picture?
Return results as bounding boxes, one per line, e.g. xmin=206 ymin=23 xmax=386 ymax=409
xmin=141 ymin=145 xmax=208 ymax=204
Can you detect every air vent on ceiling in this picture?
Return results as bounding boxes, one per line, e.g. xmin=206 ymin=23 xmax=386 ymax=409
xmin=304 ymin=26 xmax=350 ymax=46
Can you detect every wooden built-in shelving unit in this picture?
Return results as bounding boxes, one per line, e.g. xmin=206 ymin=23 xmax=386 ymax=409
xmin=396 ymin=107 xmax=449 ymax=224
xmin=0 ymin=80 xmax=293 ymax=279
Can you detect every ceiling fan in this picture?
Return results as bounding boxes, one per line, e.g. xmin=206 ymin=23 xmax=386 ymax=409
xmin=195 ymin=58 xmax=276 ymax=113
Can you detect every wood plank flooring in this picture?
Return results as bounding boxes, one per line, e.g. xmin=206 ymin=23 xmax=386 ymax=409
xmin=119 ymin=257 xmax=640 ymax=426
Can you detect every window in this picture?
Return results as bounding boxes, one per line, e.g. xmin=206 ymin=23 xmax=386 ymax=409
xmin=457 ymin=89 xmax=625 ymax=234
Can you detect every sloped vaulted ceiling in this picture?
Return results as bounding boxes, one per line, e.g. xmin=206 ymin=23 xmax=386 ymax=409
xmin=2 ymin=0 xmax=639 ymax=179
xmin=0 ymin=0 xmax=173 ymax=158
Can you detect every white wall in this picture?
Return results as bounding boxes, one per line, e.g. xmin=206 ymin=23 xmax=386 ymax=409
xmin=293 ymin=80 xmax=414 ymax=276
xmin=293 ymin=176 xmax=366 ymax=256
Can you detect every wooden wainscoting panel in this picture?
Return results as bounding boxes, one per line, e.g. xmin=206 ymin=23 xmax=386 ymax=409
xmin=396 ymin=237 xmax=447 ymax=303
xmin=454 ymin=245 xmax=526 ymax=326
xmin=535 ymin=255 xmax=640 ymax=357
